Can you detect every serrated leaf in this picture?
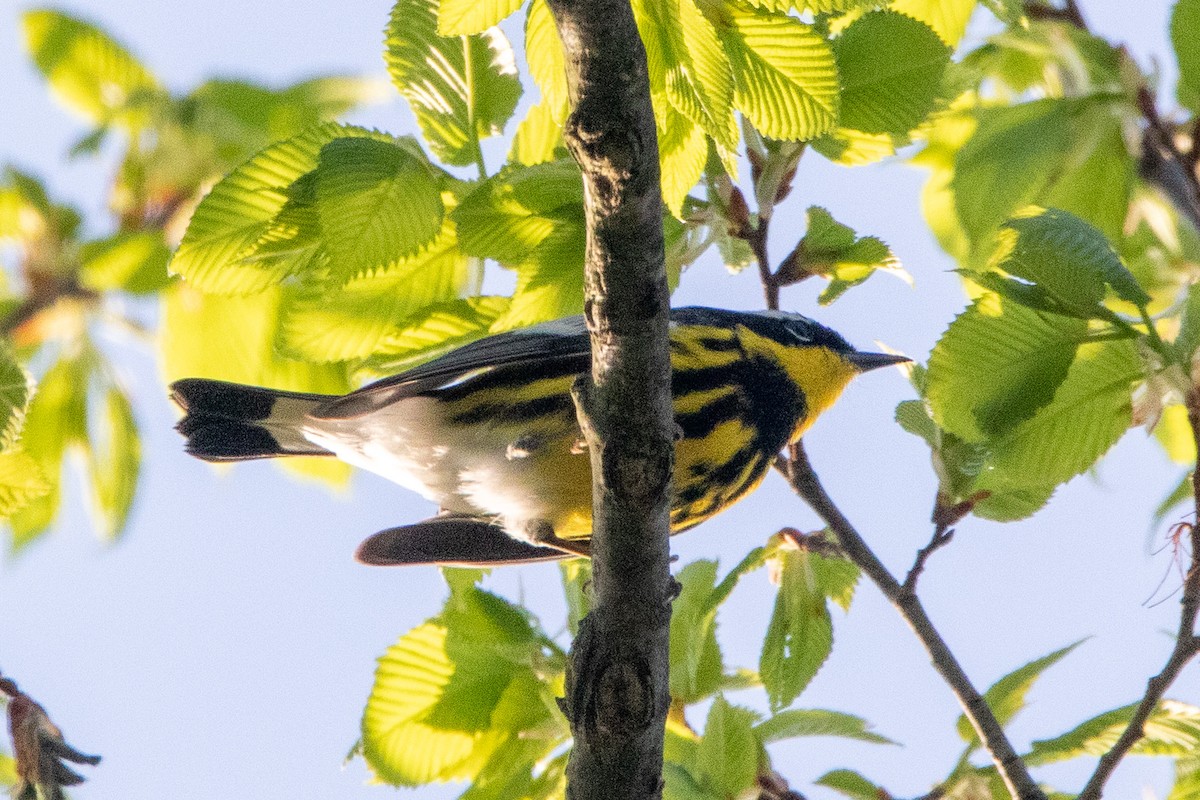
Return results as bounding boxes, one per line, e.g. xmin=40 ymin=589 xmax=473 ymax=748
xmin=695 ymin=698 xmax=759 ymax=799
xmin=525 ymin=0 xmax=569 ymax=113
xmin=970 ymin=480 xmax=1055 ymax=522
xmin=510 ymin=98 xmax=566 ymax=166
xmin=811 ymin=126 xmax=896 ymax=166
xmin=0 ymin=350 xmax=31 ymax=452
xmin=1027 ymin=701 xmax=1200 ymax=765
xmin=362 ymin=585 xmax=560 ymax=786
xmin=637 ymin=0 xmax=738 ymax=150
xmin=313 ymin=137 xmax=445 ymax=281
xmin=171 ymin=123 xmax=391 ymax=294
xmin=798 ymin=206 xmax=904 ymax=304
xmin=743 ymin=0 xmax=874 ymax=12
xmin=7 ymin=356 xmax=89 ymax=548
xmin=656 ymin=98 xmax=709 ymax=218
xmin=956 ymin=640 xmax=1085 ymax=746
xmin=755 ymin=709 xmax=895 ymax=745
xmin=364 ymin=297 xmax=511 ymax=374
xmin=992 ymin=207 xmax=1149 ymax=314
xmin=890 ymin=0 xmax=977 ymax=46
xmin=670 ymin=560 xmax=724 ymax=703
xmin=716 ymin=6 xmax=838 ymax=141
xmin=87 ymin=386 xmax=139 ymax=540
xmin=0 ymin=451 xmax=51 ymax=519
xmin=79 ymin=230 xmax=171 ymax=294
xmin=1169 ymin=756 xmax=1200 ymax=800
xmin=437 ymin=0 xmax=524 ymax=35
xmin=952 ymin=98 xmax=1132 ymax=257
xmin=816 ymin=769 xmax=887 ymax=800
xmin=23 ymin=9 xmax=162 ymax=126
xmin=452 ymin=160 xmax=584 ymax=263
xmin=833 ymin=12 xmax=950 ymax=135
xmin=895 ymin=399 xmax=938 ymax=449
xmin=1173 ymin=0 xmax=1200 ymax=112
xmin=987 ymin=338 xmax=1140 ymax=487
xmin=760 ymin=548 xmax=835 ymax=711
xmin=491 ymin=224 xmax=587 ymax=330
xmin=927 ymin=295 xmax=1086 ymax=441
xmin=385 ymin=0 xmax=522 ymax=166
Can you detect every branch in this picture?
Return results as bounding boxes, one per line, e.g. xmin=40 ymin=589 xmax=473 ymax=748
xmin=781 ymin=443 xmax=1047 ymax=800
xmin=1075 ymin=386 xmax=1200 ymax=799
xmin=544 ymin=0 xmax=675 ymax=798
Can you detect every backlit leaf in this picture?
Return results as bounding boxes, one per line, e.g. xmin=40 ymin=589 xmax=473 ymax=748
xmin=1027 ymin=701 xmax=1200 ymax=765
xmin=437 ymin=0 xmax=524 ymax=35
xmin=0 ymin=350 xmax=31 ymax=452
xmin=755 ymin=709 xmax=895 ymax=745
xmin=364 ymin=297 xmax=512 ymax=374
xmin=23 ymin=9 xmax=162 ymax=126
xmin=313 ymin=137 xmax=445 ymax=281
xmin=760 ymin=547 xmax=836 ymax=711
xmin=79 ymin=230 xmax=171 ymax=294
xmin=927 ymin=295 xmax=1086 ymax=441
xmin=890 ymin=0 xmax=977 ymax=46
xmin=833 ymin=12 xmax=950 ymax=135
xmin=670 ymin=560 xmax=724 ymax=704
xmin=987 ymin=339 xmax=1140 ymax=487
xmin=956 ymin=640 xmax=1085 ymax=745
xmin=87 ymin=386 xmax=139 ymax=540
xmin=1173 ymin=0 xmax=1200 ymax=111
xmin=694 ymin=698 xmax=759 ymax=799
xmin=0 ymin=451 xmax=51 ymax=520
xmin=816 ymin=769 xmax=887 ymax=800
xmin=385 ymin=0 xmax=522 ymax=166
xmin=716 ymin=6 xmax=839 ymax=141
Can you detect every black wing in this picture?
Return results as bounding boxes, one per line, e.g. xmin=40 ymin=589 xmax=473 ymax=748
xmin=356 ymin=515 xmax=570 ymax=566
xmin=314 ymin=316 xmax=591 ymax=419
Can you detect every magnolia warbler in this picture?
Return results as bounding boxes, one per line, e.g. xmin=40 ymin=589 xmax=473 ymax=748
xmin=172 ymin=306 xmax=905 ymax=565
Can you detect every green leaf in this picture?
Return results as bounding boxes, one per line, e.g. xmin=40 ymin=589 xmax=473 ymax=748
xmin=637 ymin=0 xmax=738 ymax=151
xmin=656 ymin=97 xmax=709 ymax=218
xmin=956 ymin=640 xmax=1085 ymax=745
xmin=0 ymin=349 xmax=32 ymax=452
xmin=0 ymin=451 xmax=51 ymax=519
xmin=362 ymin=585 xmax=561 ymax=786
xmin=525 ymin=0 xmax=569 ymax=113
xmin=437 ymin=0 xmax=524 ymax=35
xmin=1027 ymin=701 xmax=1200 ymax=765
xmin=991 ymin=207 xmax=1150 ymax=314
xmin=79 ymin=230 xmax=172 ymax=294
xmin=895 ymin=399 xmax=938 ymax=449
xmin=1169 ymin=756 xmax=1200 ymax=800
xmin=313 ymin=137 xmax=445 ymax=281
xmin=816 ymin=768 xmax=888 ymax=800
xmin=560 ymin=560 xmax=592 ymax=638
xmin=970 ymin=480 xmax=1056 ymax=522
xmin=161 ymin=283 xmax=351 ymax=395
xmin=363 ymin=297 xmax=511 ymax=374
xmin=86 ymin=386 xmax=140 ymax=540
xmin=1173 ymin=0 xmax=1200 ymax=112
xmin=452 ymin=160 xmax=584 ymax=264
xmin=491 ymin=224 xmax=587 ymax=330
xmin=715 ymin=6 xmax=839 ymax=141
xmin=510 ymin=98 xmax=566 ymax=166
xmin=811 ymin=126 xmax=896 ymax=166
xmin=385 ymin=0 xmax=522 ymax=166
xmin=795 ymin=206 xmax=904 ymax=304
xmin=833 ymin=12 xmax=950 ymax=135
xmin=760 ymin=548 xmax=837 ymax=711
xmin=670 ymin=560 xmax=725 ymax=703
xmin=171 ymin=123 xmax=390 ymax=294
xmin=7 ymin=356 xmax=89 ymax=548
xmin=22 ymin=9 xmax=162 ymax=126
xmin=889 ymin=0 xmax=977 ymax=46
xmin=987 ymin=339 xmax=1140 ymax=487
xmin=927 ymin=295 xmax=1087 ymax=441
xmin=742 ymin=0 xmax=874 ymax=12
xmin=694 ymin=697 xmax=760 ymax=799
xmin=952 ymin=98 xmax=1132 ymax=256
xmin=755 ymin=709 xmax=895 ymax=745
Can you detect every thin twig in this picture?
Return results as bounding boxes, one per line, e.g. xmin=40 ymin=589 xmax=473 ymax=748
xmin=1076 ymin=386 xmax=1200 ymax=799
xmin=782 ymin=442 xmax=1047 ymax=800
xmin=903 ymin=525 xmax=955 ymax=596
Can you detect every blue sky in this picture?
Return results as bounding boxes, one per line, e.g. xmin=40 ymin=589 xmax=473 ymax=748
xmin=1 ymin=1 xmax=1196 ymax=798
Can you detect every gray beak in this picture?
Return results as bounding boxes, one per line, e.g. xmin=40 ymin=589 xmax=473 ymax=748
xmin=846 ymin=351 xmax=911 ymax=372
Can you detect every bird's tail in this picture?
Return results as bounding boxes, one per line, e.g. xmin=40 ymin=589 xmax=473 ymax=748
xmin=171 ymin=378 xmax=336 ymax=462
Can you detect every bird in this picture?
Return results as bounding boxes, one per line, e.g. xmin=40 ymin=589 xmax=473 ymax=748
xmin=171 ymin=306 xmax=906 ymax=566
